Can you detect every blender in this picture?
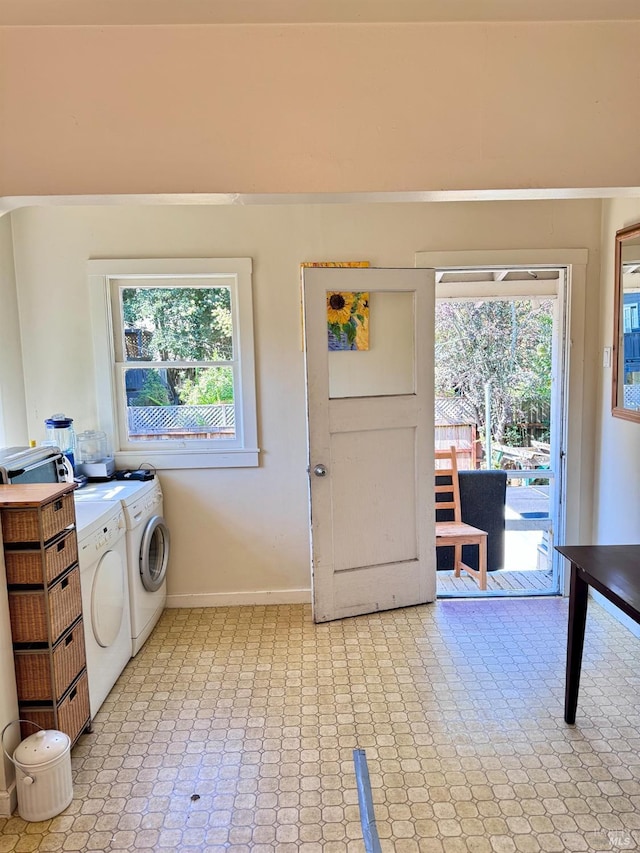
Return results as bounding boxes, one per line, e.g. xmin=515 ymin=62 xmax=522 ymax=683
xmin=44 ymin=414 xmax=76 ymax=471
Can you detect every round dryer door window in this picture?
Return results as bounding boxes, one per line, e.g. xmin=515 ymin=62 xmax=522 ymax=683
xmin=92 ymin=550 xmax=126 ymax=648
xmin=140 ymin=515 xmax=170 ymax=592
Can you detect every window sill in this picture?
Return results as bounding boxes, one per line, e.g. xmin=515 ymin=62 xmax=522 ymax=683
xmin=114 ymin=449 xmax=260 ymax=470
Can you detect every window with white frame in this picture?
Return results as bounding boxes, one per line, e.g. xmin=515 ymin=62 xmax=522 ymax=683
xmin=88 ymin=259 xmax=258 ymax=469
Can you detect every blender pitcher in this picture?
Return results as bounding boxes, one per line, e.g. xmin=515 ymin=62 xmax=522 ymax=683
xmin=44 ymin=414 xmax=76 ymax=470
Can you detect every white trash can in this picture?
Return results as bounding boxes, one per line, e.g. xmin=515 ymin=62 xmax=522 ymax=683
xmin=1 ymin=721 xmax=73 ymax=821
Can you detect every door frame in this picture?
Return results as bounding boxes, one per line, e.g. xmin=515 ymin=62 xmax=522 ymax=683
xmin=416 ymin=249 xmax=589 ymax=596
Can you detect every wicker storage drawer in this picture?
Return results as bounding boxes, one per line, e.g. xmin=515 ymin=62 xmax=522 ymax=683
xmin=20 ymin=671 xmax=90 ymax=745
xmin=1 ymin=492 xmax=75 ymax=544
xmin=2 ymin=484 xmax=88 ymax=748
xmin=14 ymin=619 xmax=86 ymax=702
xmin=5 ymin=529 xmax=78 ymax=586
xmin=9 ymin=566 xmax=82 ymax=645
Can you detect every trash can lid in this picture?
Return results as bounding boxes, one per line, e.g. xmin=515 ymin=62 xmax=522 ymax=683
xmin=14 ymin=730 xmax=70 ymax=765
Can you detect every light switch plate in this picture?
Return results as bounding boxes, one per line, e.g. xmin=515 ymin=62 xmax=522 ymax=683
xmin=603 ymin=346 xmax=612 ymax=368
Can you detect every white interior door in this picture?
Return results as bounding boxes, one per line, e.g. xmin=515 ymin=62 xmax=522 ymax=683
xmin=303 ymin=267 xmax=436 ymax=622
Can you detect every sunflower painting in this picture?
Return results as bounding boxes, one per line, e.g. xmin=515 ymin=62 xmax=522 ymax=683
xmin=327 ymin=291 xmax=369 ymax=351
xmin=299 ymin=261 xmax=370 ymax=350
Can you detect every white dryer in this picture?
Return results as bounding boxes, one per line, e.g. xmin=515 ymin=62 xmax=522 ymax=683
xmin=74 ymin=478 xmax=170 ymax=656
xmin=74 ymin=501 xmax=131 ymax=719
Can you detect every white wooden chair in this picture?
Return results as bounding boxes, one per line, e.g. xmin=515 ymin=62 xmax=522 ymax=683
xmin=435 ymin=446 xmax=488 ymax=590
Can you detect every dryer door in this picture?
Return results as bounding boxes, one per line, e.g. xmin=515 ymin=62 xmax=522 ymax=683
xmin=140 ymin=515 xmax=170 ymax=592
xmin=92 ymin=550 xmax=126 ymax=647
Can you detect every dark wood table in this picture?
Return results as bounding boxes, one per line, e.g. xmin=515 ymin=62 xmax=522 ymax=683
xmin=556 ymin=545 xmax=640 ymax=724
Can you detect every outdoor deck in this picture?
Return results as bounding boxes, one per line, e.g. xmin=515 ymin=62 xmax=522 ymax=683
xmin=437 ymin=481 xmax=558 ymax=597
xmin=437 ymin=568 xmax=554 ymax=595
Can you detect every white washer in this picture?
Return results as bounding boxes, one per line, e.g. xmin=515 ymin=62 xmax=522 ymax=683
xmin=75 ymin=478 xmax=170 ymax=656
xmin=75 ymin=501 xmax=131 ymax=719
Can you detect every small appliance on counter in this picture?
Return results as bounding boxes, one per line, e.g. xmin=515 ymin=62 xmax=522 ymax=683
xmin=75 ymin=430 xmax=115 ymax=480
xmin=44 ymin=414 xmax=76 ymax=469
xmin=0 ymin=445 xmax=69 ymax=485
xmin=114 ymin=469 xmax=154 ymax=481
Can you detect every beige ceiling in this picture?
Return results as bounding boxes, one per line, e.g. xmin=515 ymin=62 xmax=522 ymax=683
xmin=2 ymin=0 xmax=640 ymax=26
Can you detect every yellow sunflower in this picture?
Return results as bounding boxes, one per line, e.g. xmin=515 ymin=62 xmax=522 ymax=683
xmin=355 ymin=312 xmax=369 ymax=350
xmin=354 ymin=293 xmax=369 ymax=315
xmin=327 ymin=291 xmax=355 ymax=325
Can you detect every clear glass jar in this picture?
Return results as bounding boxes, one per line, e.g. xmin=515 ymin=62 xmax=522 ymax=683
xmin=76 ymin=430 xmax=109 ymax=464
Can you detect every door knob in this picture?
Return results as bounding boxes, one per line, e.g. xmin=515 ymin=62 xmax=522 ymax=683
xmin=313 ymin=464 xmax=327 ymax=477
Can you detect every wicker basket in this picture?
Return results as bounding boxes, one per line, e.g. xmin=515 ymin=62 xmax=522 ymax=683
xmin=14 ymin=619 xmax=86 ymax=702
xmin=1 ymin=493 xmax=75 ymax=544
xmin=9 ymin=567 xmax=82 ymax=645
xmin=5 ymin=529 xmax=78 ymax=587
xmin=20 ymin=671 xmax=90 ymax=745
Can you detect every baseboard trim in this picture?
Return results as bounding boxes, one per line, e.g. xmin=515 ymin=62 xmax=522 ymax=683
xmin=0 ymin=783 xmax=17 ymax=818
xmin=166 ymin=589 xmax=312 ymax=609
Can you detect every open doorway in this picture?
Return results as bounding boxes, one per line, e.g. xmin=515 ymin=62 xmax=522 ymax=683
xmin=432 ymin=266 xmax=568 ymax=598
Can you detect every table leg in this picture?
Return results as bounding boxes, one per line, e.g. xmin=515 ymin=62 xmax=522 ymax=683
xmin=565 ymin=564 xmax=589 ymax=724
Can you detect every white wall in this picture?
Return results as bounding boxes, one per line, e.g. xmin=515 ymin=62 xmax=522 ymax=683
xmin=8 ymin=199 xmax=603 ymax=605
xmin=0 ymin=215 xmax=27 ymax=445
xmin=595 ymin=199 xmax=640 ymax=544
xmin=0 ymin=214 xmax=23 ymax=815
xmin=590 ymin=197 xmax=640 ymax=637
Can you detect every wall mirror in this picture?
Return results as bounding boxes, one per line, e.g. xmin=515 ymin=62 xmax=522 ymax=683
xmin=613 ymin=222 xmax=640 ymax=421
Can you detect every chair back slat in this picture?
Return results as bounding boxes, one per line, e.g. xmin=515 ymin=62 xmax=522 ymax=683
xmin=435 ymin=445 xmax=462 ymax=523
xmin=434 ymin=444 xmax=488 ymax=590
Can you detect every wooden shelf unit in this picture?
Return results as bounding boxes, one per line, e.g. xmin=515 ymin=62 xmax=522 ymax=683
xmin=0 ymin=483 xmax=90 ymax=745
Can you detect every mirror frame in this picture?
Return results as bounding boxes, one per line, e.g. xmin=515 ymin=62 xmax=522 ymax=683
xmin=612 ymin=222 xmax=640 ymax=422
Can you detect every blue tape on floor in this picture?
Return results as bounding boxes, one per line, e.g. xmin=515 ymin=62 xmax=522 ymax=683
xmin=353 ymin=748 xmax=382 ymax=853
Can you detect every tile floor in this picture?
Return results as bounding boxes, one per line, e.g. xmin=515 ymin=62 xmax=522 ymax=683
xmin=0 ymin=598 xmax=639 ymax=852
